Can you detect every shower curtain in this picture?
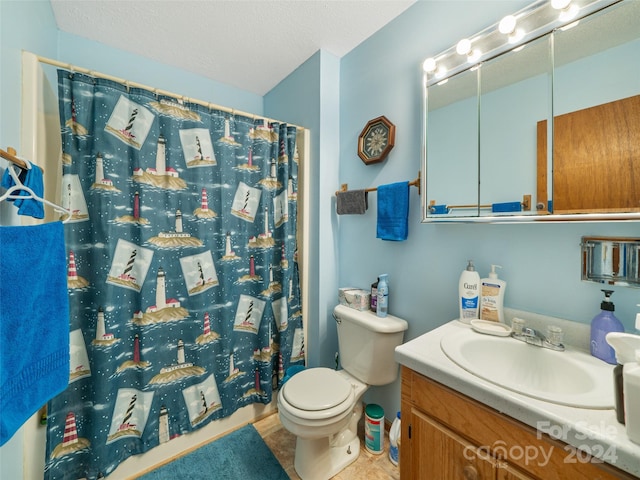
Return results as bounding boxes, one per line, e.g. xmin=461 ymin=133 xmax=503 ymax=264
xmin=44 ymin=70 xmax=304 ymax=479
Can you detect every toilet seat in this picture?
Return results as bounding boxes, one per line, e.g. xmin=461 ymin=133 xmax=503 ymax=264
xmin=283 ymin=368 xmax=352 ymax=411
xmin=280 ymin=368 xmax=357 ymax=421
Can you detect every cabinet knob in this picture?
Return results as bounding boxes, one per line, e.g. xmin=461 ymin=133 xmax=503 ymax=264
xmin=463 ymin=464 xmax=478 ymax=480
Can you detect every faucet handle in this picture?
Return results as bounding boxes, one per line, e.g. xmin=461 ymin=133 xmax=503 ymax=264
xmin=511 ymin=318 xmax=525 ymax=335
xmin=546 ymin=325 xmax=564 ymax=346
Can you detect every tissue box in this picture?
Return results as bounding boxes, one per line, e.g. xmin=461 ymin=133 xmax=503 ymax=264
xmin=338 ymin=288 xmax=371 ymax=311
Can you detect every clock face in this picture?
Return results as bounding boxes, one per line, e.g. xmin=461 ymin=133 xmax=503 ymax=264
xmin=363 ymin=124 xmax=389 ymax=157
xmin=358 ymin=116 xmax=395 ymax=165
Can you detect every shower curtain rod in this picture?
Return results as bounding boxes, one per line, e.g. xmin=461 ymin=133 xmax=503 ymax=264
xmin=34 ymin=54 xmax=304 ymax=130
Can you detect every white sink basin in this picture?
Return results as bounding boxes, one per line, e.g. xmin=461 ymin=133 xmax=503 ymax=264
xmin=440 ymin=327 xmax=615 ymax=409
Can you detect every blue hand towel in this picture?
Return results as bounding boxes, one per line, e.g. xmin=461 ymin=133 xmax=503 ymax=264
xmin=376 ymin=181 xmax=410 ymax=241
xmin=0 ymin=222 xmax=69 ymax=446
xmin=1 ymin=164 xmax=45 ymax=219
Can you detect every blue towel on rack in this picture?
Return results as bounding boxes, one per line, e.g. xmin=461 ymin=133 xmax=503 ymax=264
xmin=0 ymin=222 xmax=69 ymax=446
xmin=376 ymin=181 xmax=410 ymax=241
xmin=1 ymin=164 xmax=45 ymax=219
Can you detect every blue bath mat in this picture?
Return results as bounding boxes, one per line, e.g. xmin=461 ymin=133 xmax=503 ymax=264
xmin=138 ymin=424 xmax=288 ymax=480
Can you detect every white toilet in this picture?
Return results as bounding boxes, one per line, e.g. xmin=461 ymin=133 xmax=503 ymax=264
xmin=277 ymin=304 xmax=408 ymax=480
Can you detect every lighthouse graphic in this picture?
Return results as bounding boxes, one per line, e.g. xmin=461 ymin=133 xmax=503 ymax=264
xmin=158 ymin=406 xmax=170 ymax=444
xmin=182 ymin=374 xmax=222 ymax=427
xmin=219 ymin=118 xmax=240 ymax=146
xmin=146 ymin=267 xmax=180 ymax=312
xmin=248 ymin=206 xmax=276 ymax=249
xmin=179 ymin=128 xmax=216 ymax=167
xmin=107 ymin=239 xmax=154 ymax=293
xmin=92 ymin=307 xmax=119 ymax=346
xmin=114 ymin=190 xmax=150 ymax=224
xmin=196 ymin=311 xmax=220 ymax=344
xmin=231 ymin=181 xmax=261 ymax=222
xmin=132 ymin=134 xmax=187 ymax=189
xmin=221 ymin=231 xmax=239 ymax=261
xmin=150 ymin=339 xmax=205 ymax=385
xmin=90 ymin=153 xmax=118 ymax=191
xmin=106 ymin=388 xmax=154 ymax=444
xmin=179 ymin=250 xmax=218 ymax=296
xmin=105 ymin=95 xmax=153 ymax=149
xmin=150 ymin=209 xmax=203 ymax=247
xmin=258 ymin=158 xmax=282 ymax=190
xmin=116 ymin=334 xmax=151 ymax=373
xmin=273 ymin=189 xmax=289 ymax=228
xmin=193 ymin=188 xmax=217 ymax=218
xmin=49 ymin=411 xmax=90 ymax=459
xmin=67 ymin=250 xmax=89 ymax=289
xmin=233 ymin=294 xmax=265 ymax=334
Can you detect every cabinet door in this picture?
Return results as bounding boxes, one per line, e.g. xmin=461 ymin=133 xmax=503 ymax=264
xmin=410 ymin=408 xmax=496 ymax=480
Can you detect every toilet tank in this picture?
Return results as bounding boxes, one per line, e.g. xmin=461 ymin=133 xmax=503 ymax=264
xmin=333 ymin=304 xmax=408 ymax=386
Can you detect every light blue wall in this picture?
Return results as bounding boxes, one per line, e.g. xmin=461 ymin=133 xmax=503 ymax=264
xmin=0 ymin=0 xmax=58 ymax=150
xmin=265 ymin=50 xmax=341 ymax=368
xmin=338 ymin=0 xmax=640 ymax=420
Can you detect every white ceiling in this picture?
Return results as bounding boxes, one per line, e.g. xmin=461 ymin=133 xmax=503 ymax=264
xmin=49 ymin=0 xmax=416 ymax=96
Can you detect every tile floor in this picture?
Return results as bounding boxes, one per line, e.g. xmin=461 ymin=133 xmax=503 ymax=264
xmin=253 ymin=412 xmax=400 ymax=480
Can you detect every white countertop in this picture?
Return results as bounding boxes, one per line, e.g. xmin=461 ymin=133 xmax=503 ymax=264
xmin=395 ymin=320 xmax=640 ymax=478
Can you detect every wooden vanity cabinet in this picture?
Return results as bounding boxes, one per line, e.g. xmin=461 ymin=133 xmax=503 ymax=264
xmin=400 ymin=367 xmax=637 ymax=480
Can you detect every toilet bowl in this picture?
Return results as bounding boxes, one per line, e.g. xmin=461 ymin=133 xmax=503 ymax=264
xmin=277 ymin=305 xmax=408 ymax=480
xmin=278 ymin=368 xmax=367 ymax=480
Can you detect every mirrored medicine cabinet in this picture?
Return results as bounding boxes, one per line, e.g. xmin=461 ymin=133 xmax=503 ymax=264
xmin=421 ymin=0 xmax=640 ymax=223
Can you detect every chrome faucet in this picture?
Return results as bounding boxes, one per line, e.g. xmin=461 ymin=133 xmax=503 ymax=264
xmin=511 ymin=318 xmax=565 ymax=351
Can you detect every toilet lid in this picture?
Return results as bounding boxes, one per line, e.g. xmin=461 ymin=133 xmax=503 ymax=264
xmin=283 ymin=368 xmax=352 ymax=411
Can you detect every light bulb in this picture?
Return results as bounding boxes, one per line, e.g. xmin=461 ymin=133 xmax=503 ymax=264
xmin=551 ymin=0 xmax=571 ymax=10
xmin=468 ymin=49 xmax=482 ymax=63
xmin=508 ymin=28 xmax=525 ymax=44
xmin=423 ymin=57 xmax=437 ymax=73
xmin=559 ymin=3 xmax=579 ymax=22
xmin=499 ymin=15 xmax=517 ymax=35
xmin=456 ymin=38 xmax=471 ymax=56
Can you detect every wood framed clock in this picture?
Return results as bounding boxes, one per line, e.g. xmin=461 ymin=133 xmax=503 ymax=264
xmin=358 ymin=116 xmax=396 ymax=165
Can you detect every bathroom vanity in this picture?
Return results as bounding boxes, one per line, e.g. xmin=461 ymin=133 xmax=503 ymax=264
xmin=395 ymin=319 xmax=640 ymax=479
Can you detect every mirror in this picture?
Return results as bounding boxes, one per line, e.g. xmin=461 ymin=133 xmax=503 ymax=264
xmin=426 ymin=68 xmax=479 ymax=218
xmin=545 ymin=1 xmax=640 ymax=214
xmin=422 ymin=0 xmax=640 ymax=222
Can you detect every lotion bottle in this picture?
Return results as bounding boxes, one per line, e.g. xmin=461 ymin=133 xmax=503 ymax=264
xmin=480 ymin=265 xmax=506 ymax=323
xmin=377 ymin=274 xmax=389 ymax=318
xmin=590 ymin=289 xmax=624 ymax=364
xmin=459 ymin=260 xmax=480 ymax=323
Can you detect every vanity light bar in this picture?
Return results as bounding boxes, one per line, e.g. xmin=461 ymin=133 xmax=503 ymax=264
xmin=422 ymin=0 xmax=621 ymax=87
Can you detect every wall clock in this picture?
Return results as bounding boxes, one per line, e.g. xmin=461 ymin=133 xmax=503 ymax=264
xmin=357 ymin=116 xmax=396 ymax=165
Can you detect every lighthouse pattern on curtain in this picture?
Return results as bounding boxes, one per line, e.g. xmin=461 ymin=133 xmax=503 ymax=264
xmin=46 ymin=71 xmax=304 ymax=480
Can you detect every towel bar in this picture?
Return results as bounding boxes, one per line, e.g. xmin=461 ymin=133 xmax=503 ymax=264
xmin=335 ymin=170 xmax=421 ymax=196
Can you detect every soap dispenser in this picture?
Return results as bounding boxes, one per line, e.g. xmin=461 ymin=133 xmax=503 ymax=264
xmin=590 ymin=289 xmax=624 ymax=364
xmin=480 ymin=264 xmax=506 ymax=323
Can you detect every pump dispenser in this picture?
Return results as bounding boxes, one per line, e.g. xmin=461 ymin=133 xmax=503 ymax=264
xmin=590 ymin=289 xmax=624 ymax=364
xmin=480 ymin=265 xmax=506 ymax=323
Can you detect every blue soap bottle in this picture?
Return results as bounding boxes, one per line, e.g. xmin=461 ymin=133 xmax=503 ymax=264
xmin=377 ymin=274 xmax=389 ymax=318
xmin=591 ymin=289 xmax=624 ymax=364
